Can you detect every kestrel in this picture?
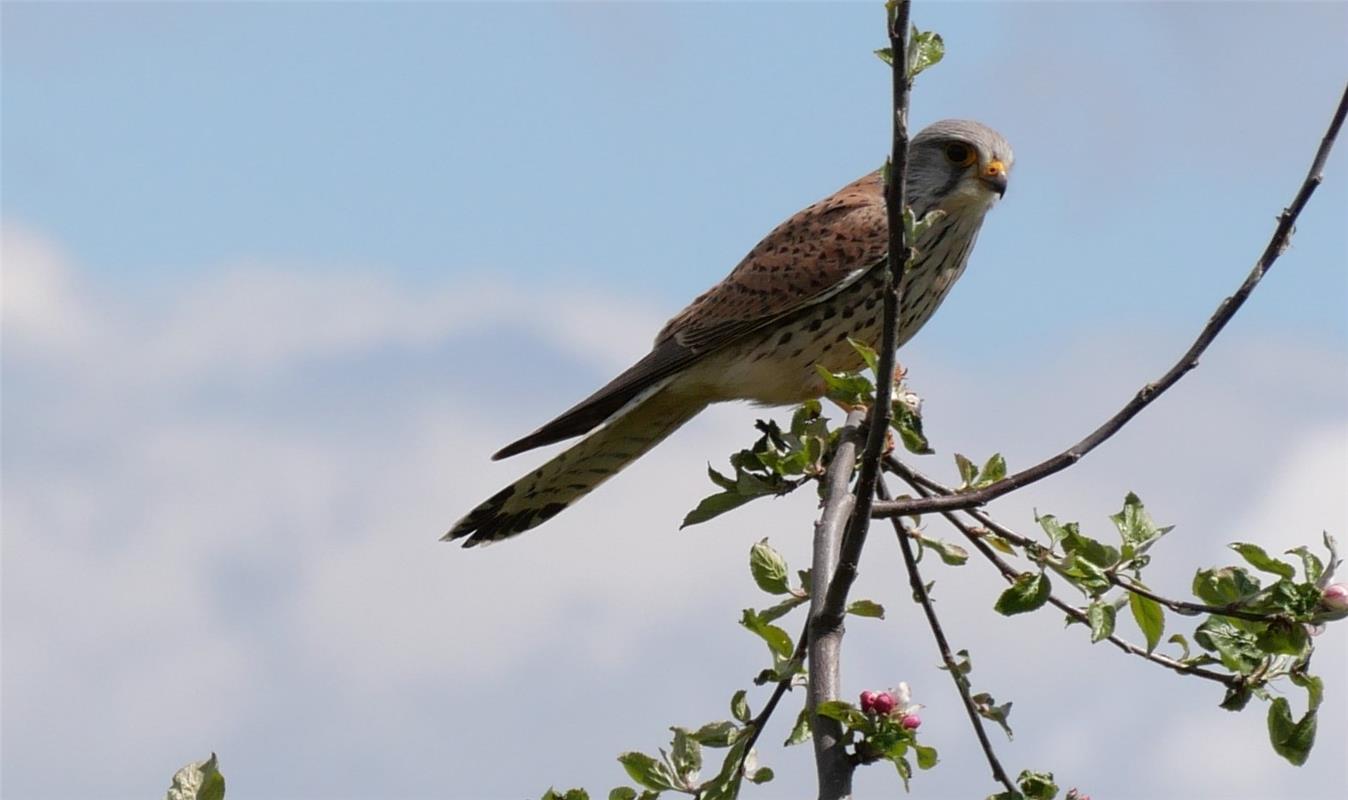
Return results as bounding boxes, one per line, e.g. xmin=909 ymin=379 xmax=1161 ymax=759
xmin=447 ymin=119 xmax=1012 ymax=546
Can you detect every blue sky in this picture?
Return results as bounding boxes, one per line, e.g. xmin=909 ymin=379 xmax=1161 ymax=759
xmin=3 ymin=3 xmax=1346 ymax=800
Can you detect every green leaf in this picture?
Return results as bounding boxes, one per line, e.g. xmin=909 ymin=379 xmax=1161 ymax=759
xmin=607 ymin=789 xmax=636 ymax=800
xmin=874 ymin=47 xmax=894 ymax=66
xmin=892 ymin=402 xmax=933 ymax=455
xmin=756 ymin=594 xmax=808 ymax=624
xmin=1109 ymin=492 xmax=1172 ymax=557
xmin=739 ymin=610 xmax=795 ymax=659
xmin=1267 ymin=697 xmax=1317 ymax=766
xmin=1194 ymin=617 xmax=1263 ymax=673
xmin=747 ymin=767 xmax=773 ymax=785
xmin=706 ymin=465 xmax=736 ymax=491
xmin=166 ymin=754 xmax=226 ymax=800
xmin=815 ymin=700 xmax=867 ymax=728
xmin=1037 ymin=512 xmax=1068 ymax=549
xmin=784 ymin=708 xmax=811 ymax=746
xmin=1016 ymin=769 xmax=1059 ymax=800
xmin=749 ymin=539 xmax=791 ymax=595
xmin=1192 ymin=567 xmax=1262 ymax=606
xmin=846 ymin=599 xmax=886 ymax=619
xmin=815 ymin=365 xmax=873 ymax=407
xmin=1060 ymin=525 xmax=1120 ymax=571
xmin=995 ymin=572 xmax=1052 ymax=616
xmin=1256 ymin=619 xmax=1309 ymax=656
xmin=915 ymin=533 xmax=969 ymax=566
xmin=955 ymin=453 xmax=978 ymax=488
xmin=906 ymin=28 xmax=945 ymax=78
xmin=697 ymin=736 xmax=749 ymax=800
xmin=731 ymin=690 xmax=751 ymax=724
xmin=1086 ymin=600 xmax=1116 ymax=643
xmin=618 ymin=753 xmax=678 ymax=792
xmin=669 ymin=728 xmax=702 ymax=782
xmin=690 ymin=721 xmax=741 ymax=748
xmin=682 ymin=491 xmax=759 ymax=528
xmin=1284 ymin=546 xmax=1324 ymax=584
xmin=1291 ymin=670 xmax=1325 ymax=712
xmin=893 ymin=754 xmax=912 ymax=791
xmin=1128 ymin=590 xmax=1165 ymax=652
xmin=972 ymin=693 xmax=1014 ymax=740
xmin=914 ymin=744 xmax=939 ymax=770
xmin=1167 ymin=633 xmax=1191 ymax=661
xmin=847 ymin=338 xmax=880 ymax=375
xmin=902 ymin=206 xmax=948 ymax=241
xmin=541 ymin=791 xmax=589 ymax=800
xmin=976 ymin=453 xmax=1007 ymax=487
xmin=1230 ymin=542 xmax=1297 ymax=580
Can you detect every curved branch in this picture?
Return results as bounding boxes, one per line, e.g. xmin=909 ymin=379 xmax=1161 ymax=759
xmin=873 ymin=82 xmax=1348 ymax=520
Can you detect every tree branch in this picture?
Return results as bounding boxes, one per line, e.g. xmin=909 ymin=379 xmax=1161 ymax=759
xmin=808 ymin=408 xmax=866 ymax=799
xmin=818 ymin=0 xmax=912 ymax=635
xmin=877 ymin=478 xmax=1018 ymax=795
xmin=872 ymin=82 xmax=1348 ymax=520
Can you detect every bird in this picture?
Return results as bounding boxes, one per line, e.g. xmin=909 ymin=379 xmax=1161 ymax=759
xmin=446 ymin=119 xmax=1012 ymax=547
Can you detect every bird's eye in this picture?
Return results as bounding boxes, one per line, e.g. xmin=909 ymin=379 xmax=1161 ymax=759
xmin=943 ymin=143 xmax=976 ymax=166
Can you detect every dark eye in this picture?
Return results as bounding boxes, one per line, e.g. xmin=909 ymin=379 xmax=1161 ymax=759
xmin=943 ymin=143 xmax=975 ymax=166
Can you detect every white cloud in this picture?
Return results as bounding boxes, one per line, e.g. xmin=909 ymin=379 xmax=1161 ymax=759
xmin=3 ymin=225 xmax=1345 ymax=798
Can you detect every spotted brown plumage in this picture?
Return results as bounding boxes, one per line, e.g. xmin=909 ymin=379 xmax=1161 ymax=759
xmin=447 ymin=119 xmax=1013 ymax=546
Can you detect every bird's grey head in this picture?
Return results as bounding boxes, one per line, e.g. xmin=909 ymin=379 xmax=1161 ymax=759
xmin=907 ymin=119 xmax=1013 ymax=215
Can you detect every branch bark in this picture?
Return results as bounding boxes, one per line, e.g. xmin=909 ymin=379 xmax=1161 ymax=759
xmin=807 ymin=408 xmax=865 ymax=799
xmin=872 ymin=81 xmax=1348 ymax=521
xmin=818 ymin=0 xmax=912 ymax=637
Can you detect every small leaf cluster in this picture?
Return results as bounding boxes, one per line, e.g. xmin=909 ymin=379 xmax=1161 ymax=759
xmin=741 ymin=540 xmax=883 ymax=686
xmin=687 ymin=341 xmax=937 ymax=528
xmin=873 ymin=23 xmax=945 ymax=80
xmin=610 ymin=709 xmax=772 ymax=800
xmin=983 ymin=491 xmax=1342 ymax=765
xmin=813 ymin=699 xmax=937 ymax=790
xmin=816 ymin=338 xmax=933 ymax=455
xmin=987 ymin=770 xmax=1060 ymax=800
xmin=165 ymin=753 xmax=225 ymax=800
xmin=939 ymin=648 xmax=1015 ymax=741
xmin=683 ymin=402 xmax=835 ymax=528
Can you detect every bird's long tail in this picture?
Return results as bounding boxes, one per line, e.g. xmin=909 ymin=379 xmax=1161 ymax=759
xmin=444 ymin=388 xmax=706 ymax=546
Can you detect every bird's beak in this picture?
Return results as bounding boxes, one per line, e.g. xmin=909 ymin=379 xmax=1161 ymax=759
xmin=979 ymin=160 xmax=1008 ymax=197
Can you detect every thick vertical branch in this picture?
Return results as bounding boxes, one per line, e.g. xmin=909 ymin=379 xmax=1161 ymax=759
xmin=818 ymin=0 xmax=912 ymax=632
xmin=808 ymin=408 xmax=865 ymax=799
xmin=811 ymin=6 xmax=912 ymax=797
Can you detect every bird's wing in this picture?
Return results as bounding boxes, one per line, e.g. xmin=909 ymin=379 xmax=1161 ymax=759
xmin=493 ymin=171 xmax=889 ymax=460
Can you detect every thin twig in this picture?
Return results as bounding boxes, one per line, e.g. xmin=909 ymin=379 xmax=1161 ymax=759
xmin=877 ymin=477 xmax=1018 ymax=795
xmin=819 ymin=0 xmax=913 ymax=632
xmin=738 ymin=619 xmax=809 ymax=773
xmin=872 ymin=82 xmax=1348 ymax=520
xmin=887 ymin=461 xmax=1239 ymax=687
xmin=808 ymin=408 xmax=866 ymax=799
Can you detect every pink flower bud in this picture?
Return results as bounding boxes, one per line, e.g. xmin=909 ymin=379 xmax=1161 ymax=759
xmin=900 ymin=713 xmax=921 ymax=730
xmin=860 ymin=691 xmax=877 ymax=713
xmin=870 ymin=692 xmax=896 ymax=715
xmin=1323 ymin=584 xmax=1348 ymax=611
